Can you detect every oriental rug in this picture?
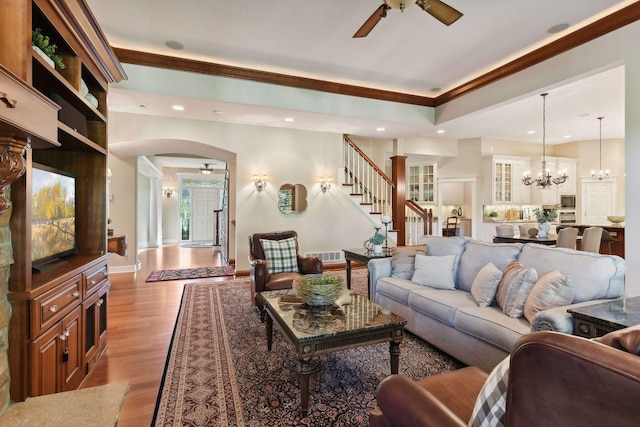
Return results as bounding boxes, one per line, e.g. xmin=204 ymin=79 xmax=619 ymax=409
xmin=145 ymin=265 xmax=235 ymax=282
xmin=152 ymin=270 xmax=462 ymax=426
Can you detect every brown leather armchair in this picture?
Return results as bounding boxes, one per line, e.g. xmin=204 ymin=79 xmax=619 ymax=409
xmin=370 ymin=325 xmax=640 ymax=427
xmin=248 ymin=230 xmax=323 ymax=314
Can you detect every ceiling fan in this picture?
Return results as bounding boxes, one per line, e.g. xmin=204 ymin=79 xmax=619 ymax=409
xmin=353 ymin=0 xmax=463 ymax=38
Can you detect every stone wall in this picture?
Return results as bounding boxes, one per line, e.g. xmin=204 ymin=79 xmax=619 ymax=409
xmin=0 ymin=206 xmax=13 ymax=415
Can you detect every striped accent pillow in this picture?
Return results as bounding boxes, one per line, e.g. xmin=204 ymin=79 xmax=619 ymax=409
xmin=469 ymin=356 xmax=510 ymax=427
xmin=260 ymin=237 xmax=299 ymax=274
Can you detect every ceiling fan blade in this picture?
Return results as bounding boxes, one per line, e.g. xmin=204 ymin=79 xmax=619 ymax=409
xmin=417 ymin=0 xmax=463 ymax=26
xmin=353 ymin=4 xmax=390 ymax=38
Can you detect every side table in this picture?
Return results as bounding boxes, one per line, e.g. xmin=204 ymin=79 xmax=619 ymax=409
xmin=567 ymin=296 xmax=640 ymax=338
xmin=342 ymin=247 xmax=392 ymax=298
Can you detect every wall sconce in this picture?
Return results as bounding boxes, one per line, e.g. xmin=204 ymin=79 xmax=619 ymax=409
xmin=319 ymin=176 xmax=332 ymax=192
xmin=163 ymin=187 xmax=174 ymax=198
xmin=254 ymin=174 xmax=267 ymax=191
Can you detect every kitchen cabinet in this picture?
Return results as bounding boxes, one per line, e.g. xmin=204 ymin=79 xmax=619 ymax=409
xmin=556 ymin=157 xmax=577 ymax=195
xmin=487 ymin=155 xmax=531 ymax=204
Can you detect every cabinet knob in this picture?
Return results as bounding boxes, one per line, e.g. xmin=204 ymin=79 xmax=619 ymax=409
xmin=90 ymin=279 xmax=97 ymax=285
xmin=72 ymin=291 xmax=80 ymax=298
xmin=49 ymin=305 xmax=58 ymax=313
xmin=96 ymin=298 xmax=104 ymax=307
xmin=59 ymin=330 xmax=69 ymax=340
xmin=0 ymin=92 xmax=17 ymax=109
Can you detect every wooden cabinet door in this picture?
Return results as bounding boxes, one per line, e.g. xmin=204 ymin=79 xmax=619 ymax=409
xmin=60 ymin=306 xmax=84 ymax=391
xmin=83 ymin=283 xmax=109 ymax=372
xmin=30 ymin=324 xmax=60 ymax=396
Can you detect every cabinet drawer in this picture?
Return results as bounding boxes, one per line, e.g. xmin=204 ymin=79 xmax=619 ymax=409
xmin=83 ymin=263 xmax=109 ymax=297
xmin=32 ymin=276 xmax=82 ymax=337
xmin=0 ymin=66 xmax=58 ymax=142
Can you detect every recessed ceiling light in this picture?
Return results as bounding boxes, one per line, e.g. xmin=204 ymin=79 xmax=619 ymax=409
xmin=436 ymin=129 xmax=445 ymax=134
xmin=139 ymin=102 xmax=149 ymax=108
xmin=564 ymin=134 xmax=572 ymax=138
xmin=284 ymin=117 xmax=294 ymax=122
xmin=548 ymin=23 xmax=569 ymax=34
xmin=213 ymin=110 xmax=224 ymax=115
xmin=376 ymin=127 xmax=385 ymax=132
xmin=430 ymin=87 xmax=442 ymax=93
xmin=172 ymin=105 xmax=185 ymax=111
xmin=527 ymin=130 xmax=535 ymax=134
xmin=165 ymin=40 xmax=184 ymax=50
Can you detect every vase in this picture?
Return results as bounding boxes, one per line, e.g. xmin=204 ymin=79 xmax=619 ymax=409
xmin=374 ymin=244 xmax=382 ymax=254
xmin=538 ymin=222 xmax=551 ymax=238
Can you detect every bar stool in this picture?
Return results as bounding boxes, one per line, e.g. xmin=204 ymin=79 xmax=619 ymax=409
xmin=600 ymin=229 xmax=618 ymax=255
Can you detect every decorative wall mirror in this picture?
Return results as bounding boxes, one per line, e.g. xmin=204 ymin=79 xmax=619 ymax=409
xmin=278 ymin=183 xmax=307 ymax=214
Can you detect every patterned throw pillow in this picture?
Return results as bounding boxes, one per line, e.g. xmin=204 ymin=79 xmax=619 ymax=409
xmin=391 ymin=245 xmax=427 ymax=279
xmin=468 ymin=356 xmax=510 ymax=427
xmin=495 ymin=261 xmax=538 ymax=318
xmin=260 ymin=237 xmax=299 ymax=274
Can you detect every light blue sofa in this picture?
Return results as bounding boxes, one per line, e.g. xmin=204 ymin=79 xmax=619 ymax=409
xmin=368 ymin=236 xmax=626 ymax=372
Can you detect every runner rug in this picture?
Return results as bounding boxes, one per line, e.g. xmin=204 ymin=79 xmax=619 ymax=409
xmin=145 ymin=265 xmax=235 ymax=282
xmin=153 ymin=270 xmax=462 ymax=426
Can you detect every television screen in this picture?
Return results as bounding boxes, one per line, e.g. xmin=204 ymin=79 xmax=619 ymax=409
xmin=31 ymin=163 xmax=77 ymax=268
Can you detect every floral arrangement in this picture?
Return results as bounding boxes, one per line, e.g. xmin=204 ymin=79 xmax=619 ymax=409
xmin=533 ymin=205 xmax=559 ymax=223
xmin=369 ymin=230 xmax=386 ymax=245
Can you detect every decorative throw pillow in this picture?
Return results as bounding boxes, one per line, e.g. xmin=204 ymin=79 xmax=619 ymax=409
xmin=260 ymin=237 xmax=299 ymax=274
xmin=524 ymin=270 xmax=574 ymax=323
xmin=468 ymin=356 xmax=510 ymax=427
xmin=391 ymin=245 xmax=427 ymax=280
xmin=411 ymin=254 xmax=456 ymax=289
xmin=470 ymin=262 xmax=503 ymax=307
xmin=495 ymin=261 xmax=538 ymax=318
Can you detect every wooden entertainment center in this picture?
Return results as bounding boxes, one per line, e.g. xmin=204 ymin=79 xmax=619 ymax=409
xmin=0 ymin=0 xmax=125 ymax=402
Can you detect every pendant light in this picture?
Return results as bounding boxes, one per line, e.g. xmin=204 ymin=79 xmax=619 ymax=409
xmin=591 ymin=116 xmax=610 ymax=180
xmin=200 ymin=163 xmax=213 ymax=175
xmin=522 ymin=93 xmax=569 ymax=189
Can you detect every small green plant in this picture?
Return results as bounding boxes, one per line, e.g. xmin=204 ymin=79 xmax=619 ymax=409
xmin=300 ymin=275 xmax=343 ymax=286
xmin=533 ymin=205 xmax=560 ymax=223
xmin=32 ymin=28 xmax=65 ymax=69
xmin=369 ymin=230 xmax=386 ymax=245
xmin=488 ymin=210 xmax=498 ymax=218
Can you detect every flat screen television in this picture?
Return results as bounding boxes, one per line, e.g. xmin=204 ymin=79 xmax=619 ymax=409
xmin=31 ymin=163 xmax=77 ymax=272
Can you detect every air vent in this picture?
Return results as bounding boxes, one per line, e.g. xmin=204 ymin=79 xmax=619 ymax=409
xmin=304 ymin=251 xmax=343 ymax=264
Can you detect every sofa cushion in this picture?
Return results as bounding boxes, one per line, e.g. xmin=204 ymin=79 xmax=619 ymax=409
xmin=408 ymin=288 xmax=477 ymax=326
xmin=417 ymin=236 xmax=468 ymax=286
xmin=496 ymin=261 xmax=538 ymax=318
xmin=524 ymin=270 xmax=573 ymax=323
xmin=454 ymin=306 xmax=530 ymax=352
xmin=260 ymin=237 xmax=299 ymax=274
xmin=411 ymin=254 xmax=457 ymax=289
xmin=516 ymin=244 xmax=625 ymax=302
xmin=391 ymin=245 xmax=426 ymax=280
xmin=468 ymin=356 xmax=510 ymax=427
xmin=471 ymin=262 xmax=503 ymax=307
xmin=457 ymin=240 xmax=522 ymax=293
xmin=375 ymin=277 xmax=424 ymax=305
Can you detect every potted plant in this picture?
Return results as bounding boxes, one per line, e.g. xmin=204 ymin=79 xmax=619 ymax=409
xmin=32 ymin=28 xmax=66 ymax=70
xmin=532 ymin=205 xmax=559 ymax=238
xmin=488 ymin=210 xmax=498 ymax=221
xmin=368 ymin=229 xmax=386 ymax=254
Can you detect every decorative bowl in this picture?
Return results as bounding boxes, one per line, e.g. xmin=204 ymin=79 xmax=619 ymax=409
xmin=607 ymin=216 xmax=625 ymax=224
xmin=293 ymin=274 xmax=345 ymax=306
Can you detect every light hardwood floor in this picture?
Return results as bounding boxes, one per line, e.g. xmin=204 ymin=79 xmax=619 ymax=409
xmin=81 ymin=244 xmax=234 ymax=426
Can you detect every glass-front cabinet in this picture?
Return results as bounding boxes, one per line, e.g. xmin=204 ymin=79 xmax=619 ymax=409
xmin=494 ymin=161 xmax=512 ymax=202
xmin=408 ymin=163 xmax=436 ymax=203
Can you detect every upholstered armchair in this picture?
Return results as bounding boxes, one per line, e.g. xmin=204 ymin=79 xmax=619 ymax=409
xmin=370 ymin=325 xmax=640 ymax=427
xmin=248 ymin=230 xmax=323 ymax=315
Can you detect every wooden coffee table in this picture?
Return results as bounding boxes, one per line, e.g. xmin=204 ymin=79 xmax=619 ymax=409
xmin=261 ymin=289 xmax=406 ymax=416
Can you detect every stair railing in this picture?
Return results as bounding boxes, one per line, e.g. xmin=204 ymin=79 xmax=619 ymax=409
xmin=405 ymin=201 xmax=433 ymax=245
xmin=343 ymin=135 xmax=394 ymax=215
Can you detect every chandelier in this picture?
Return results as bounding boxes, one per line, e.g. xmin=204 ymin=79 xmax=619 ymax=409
xmin=200 ymin=163 xmax=213 ymax=175
xmin=522 ymin=93 xmax=568 ymax=189
xmin=591 ymin=116 xmax=610 ymax=180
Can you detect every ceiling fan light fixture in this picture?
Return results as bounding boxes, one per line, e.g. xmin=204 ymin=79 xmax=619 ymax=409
xmin=200 ymin=163 xmax=213 ymax=175
xmin=385 ymin=0 xmax=416 ymax=11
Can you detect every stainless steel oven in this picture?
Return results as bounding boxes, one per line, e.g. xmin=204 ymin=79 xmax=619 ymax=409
xmin=559 ymin=211 xmax=576 ymax=224
xmin=560 ymin=194 xmax=576 ymax=209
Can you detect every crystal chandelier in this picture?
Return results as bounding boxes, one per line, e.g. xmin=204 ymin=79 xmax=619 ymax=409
xmin=522 ymin=93 xmax=568 ymax=188
xmin=591 ymin=116 xmax=610 ymax=180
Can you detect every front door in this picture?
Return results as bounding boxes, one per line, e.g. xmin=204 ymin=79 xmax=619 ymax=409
xmin=191 ymin=188 xmax=218 ymax=242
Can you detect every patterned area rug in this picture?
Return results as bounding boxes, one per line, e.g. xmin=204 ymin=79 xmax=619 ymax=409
xmin=145 ymin=265 xmax=235 ymax=282
xmin=153 ymin=270 xmax=462 ymax=426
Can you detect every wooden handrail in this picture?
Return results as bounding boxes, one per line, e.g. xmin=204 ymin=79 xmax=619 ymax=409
xmin=344 ymin=135 xmax=394 ymax=187
xmin=405 ymin=201 xmax=433 ymax=236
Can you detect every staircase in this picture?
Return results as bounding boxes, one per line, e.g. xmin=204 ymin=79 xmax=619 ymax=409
xmin=342 ymin=136 xmax=434 ymax=246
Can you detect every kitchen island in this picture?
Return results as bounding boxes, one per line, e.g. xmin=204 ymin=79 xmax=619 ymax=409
xmin=557 ymin=224 xmax=625 ymax=258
